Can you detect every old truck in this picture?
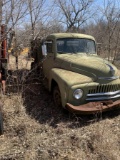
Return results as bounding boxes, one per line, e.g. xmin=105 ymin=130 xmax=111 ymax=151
xmin=31 ymin=33 xmax=120 ymax=114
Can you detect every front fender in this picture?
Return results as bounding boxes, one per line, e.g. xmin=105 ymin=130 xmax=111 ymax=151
xmin=49 ymin=68 xmax=93 ymax=107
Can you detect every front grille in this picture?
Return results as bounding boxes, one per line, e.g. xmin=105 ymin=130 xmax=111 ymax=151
xmin=88 ymin=84 xmax=120 ymax=94
xmin=86 ymin=84 xmax=120 ymax=101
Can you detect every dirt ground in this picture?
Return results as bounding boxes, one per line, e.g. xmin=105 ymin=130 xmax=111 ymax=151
xmin=0 ymin=55 xmax=120 ymax=160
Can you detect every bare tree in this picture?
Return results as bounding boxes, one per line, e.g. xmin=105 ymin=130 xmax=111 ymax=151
xmin=1 ymin=0 xmax=28 ymax=69
xmin=2 ymin=0 xmax=28 ymax=50
xmin=27 ymin=0 xmax=49 ymax=39
xmin=55 ymin=0 xmax=94 ymax=32
xmin=2 ymin=0 xmax=27 ymax=28
xmin=98 ymin=0 xmax=120 ymax=61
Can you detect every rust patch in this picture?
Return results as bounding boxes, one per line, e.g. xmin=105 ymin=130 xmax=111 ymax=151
xmin=66 ymin=100 xmax=120 ymax=114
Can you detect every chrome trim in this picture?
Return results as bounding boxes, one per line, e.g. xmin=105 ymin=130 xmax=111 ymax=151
xmin=106 ymin=64 xmax=115 ymax=76
xmin=86 ymin=94 xmax=120 ymax=101
xmin=98 ymin=76 xmax=119 ymax=80
xmin=87 ymin=90 xmax=120 ymax=97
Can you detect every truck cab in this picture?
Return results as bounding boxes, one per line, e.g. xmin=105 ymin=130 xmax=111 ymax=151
xmin=34 ymin=33 xmax=120 ymax=114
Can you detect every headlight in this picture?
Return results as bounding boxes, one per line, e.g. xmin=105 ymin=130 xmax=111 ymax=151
xmin=73 ymin=89 xmax=83 ymax=99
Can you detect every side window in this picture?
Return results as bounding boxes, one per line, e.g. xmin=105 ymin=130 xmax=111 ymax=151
xmin=57 ymin=40 xmax=64 ymax=53
xmin=46 ymin=41 xmax=53 ymax=53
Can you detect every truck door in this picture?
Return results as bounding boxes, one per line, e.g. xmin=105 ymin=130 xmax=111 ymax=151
xmin=42 ymin=40 xmax=55 ymax=78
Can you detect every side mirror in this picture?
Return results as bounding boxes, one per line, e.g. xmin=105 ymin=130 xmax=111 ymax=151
xmin=42 ymin=44 xmax=47 ymax=56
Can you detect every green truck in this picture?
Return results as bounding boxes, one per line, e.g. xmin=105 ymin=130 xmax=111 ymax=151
xmin=31 ymin=33 xmax=120 ymax=114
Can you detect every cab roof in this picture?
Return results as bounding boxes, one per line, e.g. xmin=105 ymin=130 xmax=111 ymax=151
xmin=47 ymin=33 xmax=95 ymax=41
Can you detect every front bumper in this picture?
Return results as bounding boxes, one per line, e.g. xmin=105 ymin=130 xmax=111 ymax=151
xmin=66 ymin=100 xmax=120 ymax=114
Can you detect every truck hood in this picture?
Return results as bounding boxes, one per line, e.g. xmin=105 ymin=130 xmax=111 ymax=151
xmin=56 ymin=54 xmax=119 ymax=81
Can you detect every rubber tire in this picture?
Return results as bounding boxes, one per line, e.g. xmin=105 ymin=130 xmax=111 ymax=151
xmin=0 ymin=112 xmax=3 ymax=135
xmin=53 ymin=85 xmax=62 ymax=108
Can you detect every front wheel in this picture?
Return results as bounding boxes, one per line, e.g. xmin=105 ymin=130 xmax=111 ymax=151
xmin=53 ymin=85 xmax=62 ymax=108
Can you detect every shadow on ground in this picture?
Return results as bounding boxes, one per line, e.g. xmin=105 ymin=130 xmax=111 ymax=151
xmin=6 ymin=69 xmax=120 ymax=129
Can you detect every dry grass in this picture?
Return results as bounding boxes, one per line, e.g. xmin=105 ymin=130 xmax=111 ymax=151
xmin=0 ymin=55 xmax=120 ymax=160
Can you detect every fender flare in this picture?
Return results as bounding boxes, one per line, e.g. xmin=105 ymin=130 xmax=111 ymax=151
xmin=49 ymin=69 xmax=68 ymax=107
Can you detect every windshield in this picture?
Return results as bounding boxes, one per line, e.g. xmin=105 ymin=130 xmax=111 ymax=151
xmin=57 ymin=38 xmax=96 ymax=54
